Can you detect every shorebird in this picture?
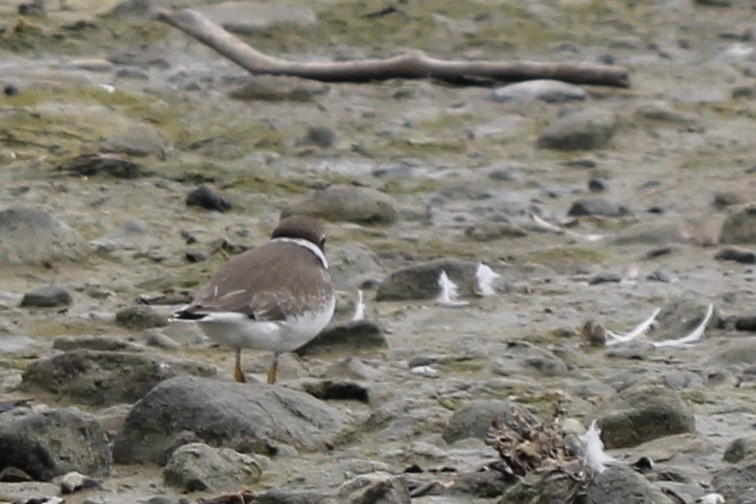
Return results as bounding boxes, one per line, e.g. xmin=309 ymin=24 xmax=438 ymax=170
xmin=174 ymin=215 xmax=335 ymax=384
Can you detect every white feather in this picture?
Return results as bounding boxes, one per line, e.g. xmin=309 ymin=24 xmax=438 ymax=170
xmin=475 ymin=263 xmax=500 ymax=296
xmin=436 ymin=270 xmax=468 ymax=307
xmin=605 ymin=307 xmax=661 ymax=346
xmin=352 ymin=289 xmax=365 ymax=321
xmin=581 ymin=420 xmax=617 ymax=473
xmin=652 ymin=304 xmax=714 ymax=348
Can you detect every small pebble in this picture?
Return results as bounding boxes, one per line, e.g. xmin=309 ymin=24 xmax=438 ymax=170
xmin=643 ymin=246 xmax=675 ymax=259
xmin=302 ymin=126 xmax=336 ymax=148
xmin=735 ymin=316 xmax=756 ymax=332
xmin=4 ymin=84 xmax=19 ymax=96
xmin=20 ymin=286 xmax=73 ymax=308
xmin=715 ymin=247 xmax=756 ymax=264
xmin=588 ymin=272 xmax=623 ymax=285
xmin=646 ymin=271 xmax=672 ymax=283
xmin=186 ymin=186 xmax=231 ymax=212
xmin=588 ymin=179 xmax=607 ymax=192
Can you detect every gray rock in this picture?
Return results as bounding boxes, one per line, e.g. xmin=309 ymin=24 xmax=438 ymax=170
xmin=328 ymin=243 xmax=383 ymax=289
xmin=195 ymin=2 xmax=317 ymax=34
xmin=92 ymin=219 xmax=153 ymax=253
xmin=0 ymin=207 xmax=87 ymax=265
xmin=0 ymin=407 xmax=111 ymax=481
xmin=376 ymin=259 xmax=480 ymax=301
xmin=720 ymin=205 xmax=756 ymax=244
xmin=115 ymin=305 xmax=169 ymax=330
xmin=333 ymin=471 xmax=410 ymax=504
xmin=491 ymin=341 xmax=569 ymax=377
xmin=588 ymin=272 xmax=623 ymax=285
xmin=100 ymin=124 xmax=171 ymax=157
xmin=593 ymin=386 xmax=695 ymax=449
xmin=295 ymin=320 xmax=388 ymax=357
xmin=488 ymin=79 xmax=586 ymax=103
xmin=57 ymin=153 xmax=145 ymax=179
xmin=19 ymin=286 xmax=72 ymax=308
xmin=585 ymin=465 xmax=674 ymax=504
xmin=163 ymin=442 xmax=262 ymax=492
xmin=724 ymin=435 xmax=756 ymax=463
xmin=282 ymin=185 xmax=399 ymax=225
xmin=186 ymin=186 xmax=231 ymax=212
xmin=713 ymin=460 xmax=756 ymax=502
xmin=569 ymin=198 xmax=629 ymax=217
xmin=230 ymin=75 xmax=330 ymax=102
xmin=537 ymin=108 xmax=617 ymax=150
xmin=296 ymin=127 xmax=337 ymax=148
xmin=113 ymin=375 xmax=350 ymax=464
xmin=442 ymin=400 xmax=538 ymax=444
xmin=465 ymin=221 xmax=527 ymax=241
xmin=21 ymin=350 xmax=217 ymax=406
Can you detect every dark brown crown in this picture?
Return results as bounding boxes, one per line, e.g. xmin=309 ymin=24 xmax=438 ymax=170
xmin=271 ymin=215 xmax=327 ymax=250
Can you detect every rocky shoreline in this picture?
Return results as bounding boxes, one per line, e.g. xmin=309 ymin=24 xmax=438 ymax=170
xmin=0 ymin=0 xmax=755 ymax=503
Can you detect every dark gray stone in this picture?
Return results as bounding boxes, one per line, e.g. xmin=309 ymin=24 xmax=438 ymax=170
xmin=0 ymin=407 xmax=111 ymax=481
xmin=593 ymin=385 xmax=696 ymax=449
xmin=724 ymin=435 xmax=756 ymax=463
xmin=113 ymin=375 xmax=350 ymax=464
xmin=569 ymin=198 xmax=629 ymax=217
xmin=21 ymin=349 xmax=217 ymax=406
xmin=376 ymin=258 xmax=480 ymax=301
xmin=115 ymin=305 xmax=169 ymax=330
xmin=585 ymin=465 xmax=674 ymax=503
xmin=720 ymin=205 xmax=756 ymax=244
xmin=19 ymin=286 xmax=72 ymax=308
xmin=295 ymin=320 xmax=388 ymax=357
xmin=163 ymin=442 xmax=262 ymax=491
xmin=186 ymin=185 xmax=231 ymax=212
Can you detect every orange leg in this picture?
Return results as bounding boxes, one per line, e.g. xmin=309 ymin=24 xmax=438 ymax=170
xmin=266 ymin=354 xmax=279 ymax=385
xmin=234 ymin=348 xmax=246 ymax=383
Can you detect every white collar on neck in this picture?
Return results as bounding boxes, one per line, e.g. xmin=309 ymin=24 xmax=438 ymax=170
xmin=272 ymin=237 xmax=328 ymax=269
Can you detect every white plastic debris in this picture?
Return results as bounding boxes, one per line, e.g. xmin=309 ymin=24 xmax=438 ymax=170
xmin=652 ymin=304 xmax=714 ymax=348
xmin=410 ymin=365 xmax=439 ymax=378
xmin=696 ymin=493 xmax=725 ymax=504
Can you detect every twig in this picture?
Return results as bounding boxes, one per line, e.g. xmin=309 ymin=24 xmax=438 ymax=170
xmin=157 ymin=9 xmax=630 ymax=87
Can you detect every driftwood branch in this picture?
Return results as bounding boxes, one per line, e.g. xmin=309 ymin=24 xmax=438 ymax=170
xmin=157 ymin=9 xmax=630 ymax=88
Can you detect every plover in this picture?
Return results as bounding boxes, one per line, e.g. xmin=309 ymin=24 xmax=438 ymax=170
xmin=174 ymin=215 xmax=335 ymax=384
